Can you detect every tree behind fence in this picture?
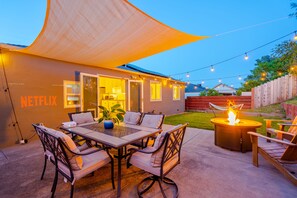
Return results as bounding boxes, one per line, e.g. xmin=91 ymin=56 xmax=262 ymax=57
xmin=252 ymin=74 xmax=297 ymax=108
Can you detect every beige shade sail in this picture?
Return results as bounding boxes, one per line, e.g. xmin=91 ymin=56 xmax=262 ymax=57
xmin=18 ymin=0 xmax=207 ymax=68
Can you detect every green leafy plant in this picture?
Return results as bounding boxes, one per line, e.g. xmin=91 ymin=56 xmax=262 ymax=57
xmin=98 ymin=104 xmax=125 ymax=124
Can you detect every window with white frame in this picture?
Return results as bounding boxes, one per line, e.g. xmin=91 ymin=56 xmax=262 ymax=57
xmin=173 ymin=85 xmax=181 ymax=100
xmin=150 ymin=81 xmax=162 ymax=101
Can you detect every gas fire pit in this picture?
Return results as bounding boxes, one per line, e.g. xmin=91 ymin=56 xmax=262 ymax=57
xmin=211 ymin=118 xmax=262 ymax=152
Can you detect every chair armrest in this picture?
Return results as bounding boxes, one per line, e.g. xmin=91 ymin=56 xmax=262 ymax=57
xmin=264 ymin=119 xmax=292 ymax=122
xmin=248 ymin=132 xmax=297 ymax=146
xmin=265 ymin=119 xmax=292 ymax=128
xmin=268 ymin=129 xmax=295 ymax=136
xmin=278 ymin=123 xmax=297 ymax=127
xmin=128 ymin=147 xmax=157 ymax=154
xmin=79 ymin=147 xmax=105 ymax=155
xmin=60 ymin=140 xmax=104 ymax=156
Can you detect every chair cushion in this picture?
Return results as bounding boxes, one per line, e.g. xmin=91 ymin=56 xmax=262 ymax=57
xmin=40 ymin=126 xmax=83 ymax=170
xmin=150 ymin=125 xmax=181 ymax=167
xmin=71 ymin=112 xmax=94 ymax=125
xmin=130 ymin=146 xmax=179 ymax=176
xmin=124 ymin=111 xmax=142 ymax=125
xmin=58 ymin=149 xmax=111 ymax=180
xmin=140 ymin=114 xmax=163 ymax=129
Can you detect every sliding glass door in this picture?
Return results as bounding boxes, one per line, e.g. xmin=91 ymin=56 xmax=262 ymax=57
xmin=80 ymin=73 xmax=98 ymax=118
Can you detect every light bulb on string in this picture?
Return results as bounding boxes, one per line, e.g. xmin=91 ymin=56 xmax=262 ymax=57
xmin=218 ymin=79 xmax=222 ymax=83
xmin=186 ymin=73 xmax=190 ymax=78
xmin=201 ymin=80 xmax=204 ymax=84
xmin=187 ymin=81 xmax=190 ymax=85
xmin=238 ymin=75 xmax=242 ymax=80
xmin=294 ymin=31 xmax=297 ymax=41
xmin=231 ymin=84 xmax=234 ymax=87
xmin=244 ymin=53 xmax=249 ymax=60
xmin=210 ymin=66 xmax=215 ymax=72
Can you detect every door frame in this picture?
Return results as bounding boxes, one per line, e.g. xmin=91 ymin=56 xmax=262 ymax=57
xmin=128 ymin=80 xmax=143 ymax=112
xmin=80 ymin=73 xmax=99 ymax=117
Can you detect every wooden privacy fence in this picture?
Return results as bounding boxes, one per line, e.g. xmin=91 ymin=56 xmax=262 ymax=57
xmin=252 ymin=75 xmax=297 ymax=108
xmin=185 ymin=96 xmax=251 ymax=111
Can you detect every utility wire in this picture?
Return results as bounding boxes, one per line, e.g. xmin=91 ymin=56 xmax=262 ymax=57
xmin=189 ymin=74 xmax=249 ymax=82
xmin=170 ymin=30 xmax=297 ymax=76
xmin=214 ymin=16 xmax=291 ymax=37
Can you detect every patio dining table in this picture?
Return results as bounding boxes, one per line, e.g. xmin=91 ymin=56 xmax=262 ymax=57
xmin=60 ymin=122 xmax=162 ymax=197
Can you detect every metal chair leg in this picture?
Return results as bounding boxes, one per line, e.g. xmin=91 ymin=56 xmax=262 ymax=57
xmin=51 ymin=169 xmax=58 ymax=197
xmin=41 ymin=156 xmax=47 ymax=180
xmin=157 ymin=178 xmax=167 ymax=198
xmin=70 ymin=184 xmax=74 ymax=198
xmin=137 ymin=175 xmax=178 ymax=198
xmin=111 ymin=159 xmax=115 ymax=189
xmin=137 ymin=176 xmax=156 ymax=197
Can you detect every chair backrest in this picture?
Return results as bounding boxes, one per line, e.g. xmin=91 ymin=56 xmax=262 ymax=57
xmin=152 ymin=123 xmax=188 ymax=177
xmin=280 ymin=134 xmax=297 ymax=161
xmin=139 ymin=113 xmax=165 ymax=129
xmin=288 ymin=116 xmax=297 ymax=135
xmin=124 ymin=111 xmax=142 ymax=125
xmin=68 ymin=111 xmax=94 ymax=125
xmin=33 ymin=124 xmax=82 ymax=181
xmin=32 ymin=123 xmax=51 ymax=155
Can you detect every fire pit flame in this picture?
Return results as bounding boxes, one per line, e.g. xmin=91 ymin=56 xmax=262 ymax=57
xmin=227 ymin=108 xmax=240 ymax=125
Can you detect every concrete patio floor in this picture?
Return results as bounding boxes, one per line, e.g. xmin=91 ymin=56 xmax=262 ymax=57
xmin=0 ymin=125 xmax=296 ymax=198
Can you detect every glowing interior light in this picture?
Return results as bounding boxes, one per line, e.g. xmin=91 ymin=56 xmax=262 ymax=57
xmin=294 ymin=32 xmax=297 ymax=41
xmin=201 ymin=81 xmax=204 ymax=84
xmin=218 ymin=79 xmax=222 ymax=83
xmin=238 ymin=76 xmax=242 ymax=80
xmin=186 ymin=73 xmax=190 ymax=78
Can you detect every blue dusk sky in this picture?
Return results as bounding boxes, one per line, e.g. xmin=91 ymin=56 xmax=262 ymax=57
xmin=0 ymin=0 xmax=296 ymax=88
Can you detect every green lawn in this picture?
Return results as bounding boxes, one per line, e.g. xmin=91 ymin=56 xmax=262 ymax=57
xmin=164 ymin=112 xmax=285 ymax=135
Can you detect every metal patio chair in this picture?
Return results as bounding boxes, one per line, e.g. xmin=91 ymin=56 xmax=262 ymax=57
xmin=131 ymin=112 xmax=165 ymax=149
xmin=33 ymin=124 xmax=115 ymax=198
xmin=127 ymin=123 xmax=188 ymax=197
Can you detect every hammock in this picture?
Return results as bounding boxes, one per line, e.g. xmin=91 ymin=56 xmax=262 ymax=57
xmin=209 ymin=102 xmax=244 ymax=117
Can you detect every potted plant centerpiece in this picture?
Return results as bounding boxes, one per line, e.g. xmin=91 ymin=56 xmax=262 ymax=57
xmin=98 ymin=104 xmax=125 ymax=129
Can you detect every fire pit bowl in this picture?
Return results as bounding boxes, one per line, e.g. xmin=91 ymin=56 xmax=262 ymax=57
xmin=211 ymin=118 xmax=262 ymax=152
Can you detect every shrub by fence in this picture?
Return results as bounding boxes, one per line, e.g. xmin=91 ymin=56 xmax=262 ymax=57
xmin=252 ymin=74 xmax=297 ymax=108
xmin=185 ymin=96 xmax=251 ymax=111
xmin=282 ymin=103 xmax=297 ymax=119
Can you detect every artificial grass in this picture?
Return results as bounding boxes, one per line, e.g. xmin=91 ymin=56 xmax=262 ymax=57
xmin=164 ymin=112 xmax=285 ymax=135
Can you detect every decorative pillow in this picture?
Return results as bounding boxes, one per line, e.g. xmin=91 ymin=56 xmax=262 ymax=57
xmin=140 ymin=114 xmax=164 ymax=129
xmin=124 ymin=111 xmax=142 ymax=125
xmin=150 ymin=125 xmax=181 ymax=167
xmin=40 ymin=126 xmax=83 ymax=170
xmin=71 ymin=112 xmax=94 ymax=124
xmin=59 ymin=134 xmax=83 ymax=170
